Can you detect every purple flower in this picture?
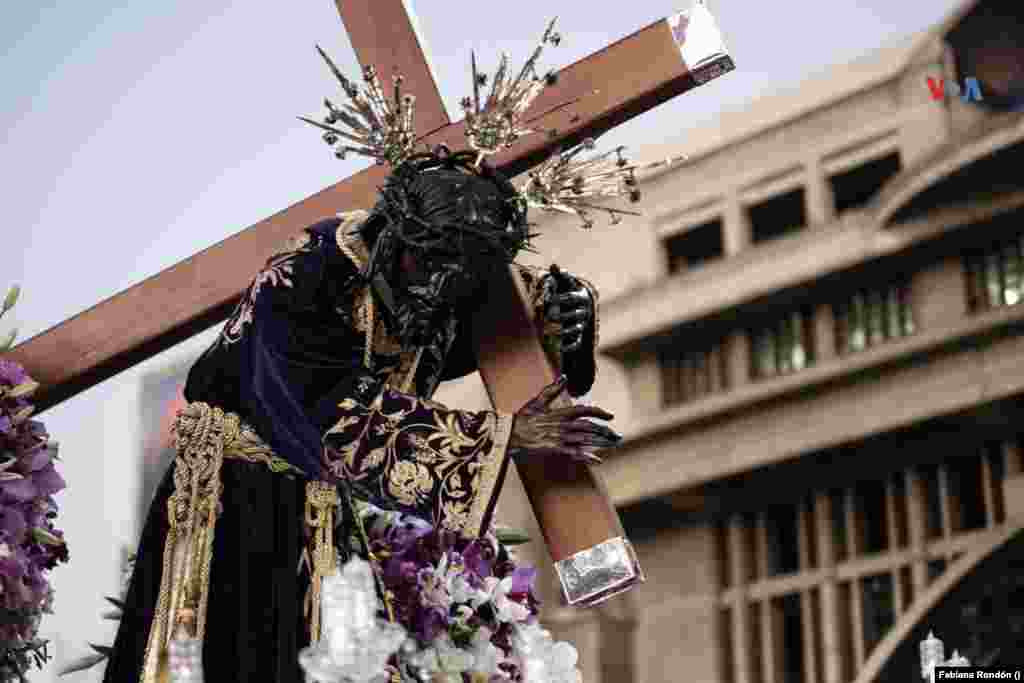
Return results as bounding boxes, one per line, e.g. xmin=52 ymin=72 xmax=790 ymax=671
xmin=0 ymin=553 xmax=27 ymax=582
xmin=391 ymin=518 xmax=433 ymax=547
xmin=507 ymin=567 xmax=536 ymax=595
xmin=463 ymin=540 xmax=494 ymax=578
xmin=0 ymin=477 xmax=36 ymax=504
xmin=21 ymin=447 xmax=51 ymax=472
xmin=0 ymin=507 xmax=28 ymax=545
xmin=0 ymin=360 xmax=28 ymax=388
xmin=411 ymin=606 xmax=447 ymax=643
xmin=23 ymin=502 xmax=45 ymax=530
xmin=31 ymin=464 xmax=65 ymax=497
xmin=385 ymin=558 xmax=420 ymax=585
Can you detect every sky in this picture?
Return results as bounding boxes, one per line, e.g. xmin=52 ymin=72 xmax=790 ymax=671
xmin=1 ymin=0 xmax=967 ymax=678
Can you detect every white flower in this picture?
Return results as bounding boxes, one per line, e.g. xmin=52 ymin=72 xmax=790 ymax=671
xmin=482 ymin=576 xmax=531 ymax=623
xmin=419 ymin=556 xmax=456 ymax=611
xmin=446 ymin=568 xmax=489 ymax=607
xmin=0 ymin=543 xmax=11 ymax=559
xmin=512 ymin=622 xmax=583 ymax=683
xmin=409 ymin=636 xmax=475 ymax=683
xmin=300 ymin=557 xmax=407 ymax=683
xmin=468 ymin=627 xmax=506 ymax=676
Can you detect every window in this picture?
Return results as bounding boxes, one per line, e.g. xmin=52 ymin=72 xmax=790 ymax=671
xmin=749 ymin=188 xmax=807 ymax=244
xmin=829 ymin=151 xmax=902 ymax=214
xmin=964 ymin=233 xmax=1024 ymax=312
xmin=750 ymin=308 xmax=815 ymax=380
xmin=664 ymin=219 xmax=725 ymax=274
xmin=855 ymin=480 xmax=889 ymax=554
xmin=860 ymin=574 xmax=896 ymax=653
xmin=833 ymin=282 xmax=915 ymax=354
xmin=765 ymin=504 xmax=800 ymax=576
xmin=774 ymin=594 xmax=806 ymax=683
xmin=948 ymin=456 xmax=987 ymax=533
xmin=659 ymin=341 xmax=728 ymax=407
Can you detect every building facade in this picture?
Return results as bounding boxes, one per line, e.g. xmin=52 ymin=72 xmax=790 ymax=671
xmin=435 ymin=1 xmax=1024 ymax=680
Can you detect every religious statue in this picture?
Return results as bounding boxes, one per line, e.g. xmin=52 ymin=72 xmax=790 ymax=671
xmin=97 ymin=19 xmax=668 ymax=683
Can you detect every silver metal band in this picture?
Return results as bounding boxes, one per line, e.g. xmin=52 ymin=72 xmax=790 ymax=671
xmin=554 ymin=536 xmax=645 ymax=607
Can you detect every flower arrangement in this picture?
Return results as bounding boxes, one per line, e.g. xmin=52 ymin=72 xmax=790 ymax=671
xmin=0 ymin=285 xmax=70 ymax=682
xmin=300 ymin=502 xmax=583 ymax=683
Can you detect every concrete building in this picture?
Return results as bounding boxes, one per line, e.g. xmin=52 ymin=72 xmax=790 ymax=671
xmin=433 ymin=0 xmax=1024 ymax=680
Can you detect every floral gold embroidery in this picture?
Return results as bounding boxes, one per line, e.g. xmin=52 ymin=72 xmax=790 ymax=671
xmin=323 ymin=389 xmax=514 ymax=537
xmin=219 ymin=241 xmax=311 ymax=345
xmin=388 ymin=460 xmax=433 ymax=506
xmin=441 ymin=500 xmax=471 ymax=533
xmin=413 ymin=447 xmax=437 ymax=465
xmin=433 ymin=412 xmax=477 ymax=451
xmin=364 ymin=447 xmax=386 ymax=469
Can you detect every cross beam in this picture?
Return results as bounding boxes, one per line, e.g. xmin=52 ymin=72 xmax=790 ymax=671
xmin=11 ymin=3 xmax=726 ymax=413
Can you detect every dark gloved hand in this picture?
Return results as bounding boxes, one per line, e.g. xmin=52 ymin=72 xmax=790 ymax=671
xmin=540 ymin=265 xmax=594 ymax=354
xmin=508 ymin=376 xmax=621 ymax=466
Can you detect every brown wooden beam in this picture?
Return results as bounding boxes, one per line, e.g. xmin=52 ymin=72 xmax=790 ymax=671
xmin=333 ymin=0 xmax=450 ymax=135
xmin=11 ymin=15 xmax=725 ymax=413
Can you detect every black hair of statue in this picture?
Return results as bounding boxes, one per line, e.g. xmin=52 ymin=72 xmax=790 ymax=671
xmin=359 ymin=150 xmax=538 ymax=269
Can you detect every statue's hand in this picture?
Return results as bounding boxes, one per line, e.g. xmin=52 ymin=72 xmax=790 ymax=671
xmin=539 ymin=266 xmax=594 ymax=354
xmin=509 ymin=376 xmax=621 ymax=466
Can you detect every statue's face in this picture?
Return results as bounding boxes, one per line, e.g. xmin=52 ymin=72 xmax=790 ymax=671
xmin=397 ymin=250 xmax=431 ymax=287
xmin=391 ymin=245 xmax=487 ymax=348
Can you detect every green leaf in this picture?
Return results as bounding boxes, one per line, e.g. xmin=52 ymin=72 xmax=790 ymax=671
xmin=495 ymin=528 xmax=532 ymax=546
xmin=59 ymin=653 xmax=107 ymax=676
xmin=88 ymin=643 xmax=114 ymax=657
xmin=104 ymin=596 xmax=126 ymax=610
xmin=32 ymin=527 xmax=64 ymax=546
xmin=7 ymin=379 xmax=39 ymax=399
xmin=0 ymin=328 xmax=16 ymax=351
xmin=2 ymin=285 xmax=19 ymax=313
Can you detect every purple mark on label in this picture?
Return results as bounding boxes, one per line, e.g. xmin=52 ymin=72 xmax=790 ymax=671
xmin=671 ymin=15 xmax=690 ymax=46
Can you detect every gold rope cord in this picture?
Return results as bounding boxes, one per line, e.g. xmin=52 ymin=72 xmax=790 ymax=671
xmin=363 ymin=288 xmax=375 ymax=368
xmin=303 ymin=480 xmax=339 ymax=642
xmin=141 ymin=402 xmax=237 ymax=683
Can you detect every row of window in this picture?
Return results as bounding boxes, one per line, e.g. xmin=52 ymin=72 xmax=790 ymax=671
xmin=660 ymin=282 xmax=916 ymax=406
xmin=664 ymin=152 xmax=903 ymax=274
xmin=659 ymin=230 xmax=1024 ymax=408
xmin=833 ymin=284 xmax=915 ymax=354
xmin=964 ymin=232 xmax=1024 ymax=312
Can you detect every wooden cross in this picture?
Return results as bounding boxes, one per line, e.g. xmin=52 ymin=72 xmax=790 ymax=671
xmin=10 ymin=0 xmax=732 ymax=604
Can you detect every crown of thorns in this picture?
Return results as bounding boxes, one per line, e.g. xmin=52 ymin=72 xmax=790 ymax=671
xmin=366 ymin=148 xmax=535 ymax=262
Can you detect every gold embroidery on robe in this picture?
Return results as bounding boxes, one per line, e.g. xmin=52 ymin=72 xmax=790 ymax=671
xmin=323 ymin=390 xmax=512 ymax=538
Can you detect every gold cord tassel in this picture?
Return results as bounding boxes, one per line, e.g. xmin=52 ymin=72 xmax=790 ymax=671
xmin=303 ymin=480 xmax=340 ymax=642
xmin=142 ymin=403 xmax=235 ymax=683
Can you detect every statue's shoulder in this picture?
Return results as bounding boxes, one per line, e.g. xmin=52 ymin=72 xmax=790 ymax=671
xmin=330 ymin=210 xmax=372 ymax=271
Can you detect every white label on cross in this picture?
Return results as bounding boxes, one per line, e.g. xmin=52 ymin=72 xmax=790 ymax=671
xmin=667 ymin=1 xmax=731 ymax=77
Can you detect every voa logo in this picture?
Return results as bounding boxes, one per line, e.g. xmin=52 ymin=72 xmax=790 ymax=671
xmin=926 ymin=76 xmax=984 ymax=102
